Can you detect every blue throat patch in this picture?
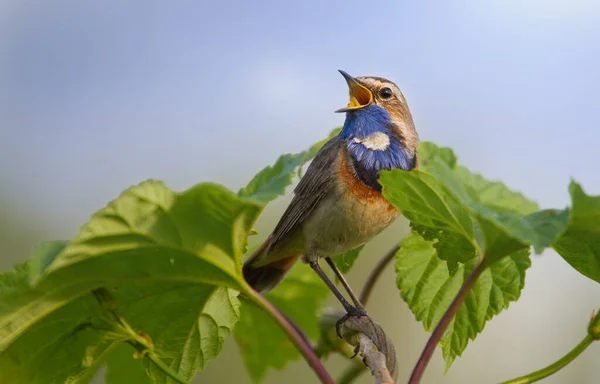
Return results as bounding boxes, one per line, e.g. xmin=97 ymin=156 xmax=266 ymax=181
xmin=340 ymin=105 xmax=415 ymax=191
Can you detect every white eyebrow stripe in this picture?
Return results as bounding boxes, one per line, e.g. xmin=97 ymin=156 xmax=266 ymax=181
xmin=353 ymin=132 xmax=390 ymax=151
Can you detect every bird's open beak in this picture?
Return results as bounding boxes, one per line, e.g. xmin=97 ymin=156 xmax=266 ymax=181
xmin=335 ymin=70 xmax=373 ymax=113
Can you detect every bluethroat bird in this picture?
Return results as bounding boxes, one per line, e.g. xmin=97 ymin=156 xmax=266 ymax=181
xmin=244 ymin=70 xmax=418 ymax=324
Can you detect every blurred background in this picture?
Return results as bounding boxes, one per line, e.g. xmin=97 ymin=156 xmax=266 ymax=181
xmin=1 ymin=1 xmax=600 ymax=383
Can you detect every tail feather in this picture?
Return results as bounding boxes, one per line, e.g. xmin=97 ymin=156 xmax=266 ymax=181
xmin=243 ymin=236 xmax=300 ymax=293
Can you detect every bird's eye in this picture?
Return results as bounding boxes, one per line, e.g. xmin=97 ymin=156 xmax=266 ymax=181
xmin=379 ymin=87 xmax=393 ymax=100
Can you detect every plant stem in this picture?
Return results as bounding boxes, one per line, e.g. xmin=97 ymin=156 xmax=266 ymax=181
xmin=92 ymin=288 xmax=189 ymax=384
xmin=499 ymin=335 xmax=594 ymax=384
xmin=408 ymin=258 xmax=485 ymax=384
xmin=147 ymin=352 xmax=189 ymax=384
xmin=243 ymin=284 xmax=335 ymax=384
xmin=359 ymin=244 xmax=400 ymax=306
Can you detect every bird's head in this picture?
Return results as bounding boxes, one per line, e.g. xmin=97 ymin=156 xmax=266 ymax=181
xmin=336 ymin=70 xmax=418 ymax=155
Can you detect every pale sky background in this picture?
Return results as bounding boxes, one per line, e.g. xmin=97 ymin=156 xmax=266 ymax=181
xmin=1 ymin=1 xmax=600 ymax=383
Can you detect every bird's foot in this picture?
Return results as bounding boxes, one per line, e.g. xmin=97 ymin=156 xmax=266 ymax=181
xmin=335 ymin=306 xmax=367 ymax=338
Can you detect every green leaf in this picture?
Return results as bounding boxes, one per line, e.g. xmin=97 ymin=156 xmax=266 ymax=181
xmin=1 ymin=128 xmax=347 ymax=384
xmin=381 ymin=143 xmax=567 ymax=268
xmin=105 ymin=343 xmax=151 ymax=384
xmin=523 ymin=209 xmax=570 ymax=254
xmin=0 ymin=263 xmax=120 ymax=383
xmin=553 ymin=182 xmax=600 ymax=283
xmin=1 ymin=180 xmax=262 ymax=383
xmin=31 ymin=181 xmax=261 ymax=291
xmin=411 ymin=224 xmax=475 ymax=275
xmin=239 ymin=153 xmax=306 ymax=204
xmin=29 ymin=240 xmax=69 ymax=279
xmin=418 ymin=142 xmax=457 ymax=169
xmin=240 ymin=127 xmax=342 ymax=204
xmin=417 ymin=142 xmax=539 ymax=217
xmin=333 ymin=245 xmax=365 ymax=274
xmin=234 ymin=263 xmax=329 ymax=382
xmin=108 ymin=284 xmax=240 ymax=383
xmin=395 ymin=232 xmax=531 ymax=369
xmin=456 ymin=167 xmax=539 ymax=215
xmin=384 ymin=142 xmax=570 ymax=369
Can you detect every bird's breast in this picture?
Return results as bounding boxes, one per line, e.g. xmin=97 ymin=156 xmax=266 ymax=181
xmin=301 ymin=151 xmax=399 ymax=256
xmin=337 ymin=152 xmax=396 ymax=207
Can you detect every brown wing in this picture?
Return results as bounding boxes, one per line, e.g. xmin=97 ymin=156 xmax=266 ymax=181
xmin=268 ymin=136 xmax=343 ymax=250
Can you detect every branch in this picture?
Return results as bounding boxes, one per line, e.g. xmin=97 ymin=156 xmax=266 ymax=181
xmin=357 ymin=334 xmax=394 ymax=383
xmin=339 ymin=315 xmax=398 ymax=384
xmin=360 ymin=244 xmax=400 ymax=306
xmin=333 ymin=244 xmax=400 ymax=384
xmin=242 ymin=284 xmax=335 ymax=384
xmin=500 ymin=307 xmax=600 ymax=384
xmin=408 ymin=258 xmax=486 ymax=384
xmin=92 ymin=288 xmax=189 ymax=384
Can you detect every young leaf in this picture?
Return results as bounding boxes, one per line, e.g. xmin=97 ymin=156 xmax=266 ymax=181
xmin=239 ymin=153 xmax=306 ymax=204
xmin=234 ymin=263 xmax=329 ymax=382
xmin=239 ymin=127 xmax=342 ymax=204
xmin=553 ymin=182 xmax=600 ymax=283
xmin=395 ymin=232 xmax=531 ymax=369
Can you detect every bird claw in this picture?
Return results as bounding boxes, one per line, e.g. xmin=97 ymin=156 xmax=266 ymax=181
xmin=350 ymin=344 xmax=360 ymax=359
xmin=335 ymin=306 xmax=367 ymax=339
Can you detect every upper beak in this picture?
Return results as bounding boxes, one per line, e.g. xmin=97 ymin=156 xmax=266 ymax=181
xmin=335 ymin=70 xmax=373 ymax=113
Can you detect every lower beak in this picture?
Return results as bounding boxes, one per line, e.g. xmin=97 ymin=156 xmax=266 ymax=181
xmin=335 ymin=70 xmax=373 ymax=113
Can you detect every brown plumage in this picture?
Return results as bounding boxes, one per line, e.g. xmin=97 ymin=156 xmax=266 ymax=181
xmin=243 ymin=71 xmax=418 ymax=304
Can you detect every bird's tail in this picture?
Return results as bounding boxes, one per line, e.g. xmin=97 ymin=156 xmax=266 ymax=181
xmin=243 ymin=236 xmax=300 ymax=293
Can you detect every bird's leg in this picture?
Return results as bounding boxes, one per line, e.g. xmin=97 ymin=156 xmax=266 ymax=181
xmin=308 ymin=260 xmax=355 ymax=312
xmin=324 ymin=257 xmax=365 ymax=311
xmin=308 ymin=259 xmax=366 ymax=337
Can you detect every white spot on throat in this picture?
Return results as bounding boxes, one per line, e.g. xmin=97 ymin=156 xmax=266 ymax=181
xmin=353 ymin=132 xmax=390 ymax=151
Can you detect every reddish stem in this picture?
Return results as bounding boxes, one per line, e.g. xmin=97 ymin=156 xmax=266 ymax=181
xmin=408 ymin=259 xmax=486 ymax=384
xmin=245 ymin=285 xmax=335 ymax=384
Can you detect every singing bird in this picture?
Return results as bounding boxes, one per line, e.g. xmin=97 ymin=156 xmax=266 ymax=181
xmin=244 ymin=70 xmax=419 ymax=320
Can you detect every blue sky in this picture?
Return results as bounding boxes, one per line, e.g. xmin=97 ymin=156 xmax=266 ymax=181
xmin=1 ymin=2 xmax=600 ymax=382
xmin=2 ymin=0 xmax=600 ymax=225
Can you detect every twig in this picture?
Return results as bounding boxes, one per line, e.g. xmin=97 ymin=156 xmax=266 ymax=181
xmin=335 ymin=244 xmax=400 ymax=384
xmin=359 ymin=244 xmax=400 ymax=306
xmin=339 ymin=315 xmax=398 ymax=383
xmin=357 ymin=334 xmax=394 ymax=384
xmin=92 ymin=288 xmax=189 ymax=384
xmin=408 ymin=258 xmax=486 ymax=384
xmin=242 ymin=284 xmax=335 ymax=384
